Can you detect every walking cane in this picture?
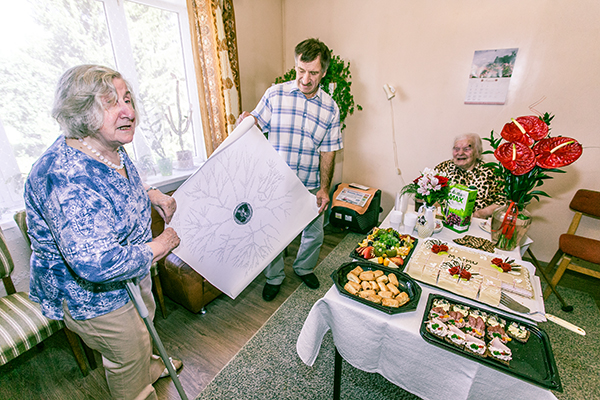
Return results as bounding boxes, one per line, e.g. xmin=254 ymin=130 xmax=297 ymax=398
xmin=125 ymin=279 xmax=189 ymax=400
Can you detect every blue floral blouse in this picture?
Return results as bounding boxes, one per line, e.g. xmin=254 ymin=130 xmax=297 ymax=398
xmin=24 ymin=136 xmax=154 ymax=321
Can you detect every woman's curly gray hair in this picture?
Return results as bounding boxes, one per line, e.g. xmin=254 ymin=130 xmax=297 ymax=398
xmin=52 ymin=65 xmax=138 ymax=139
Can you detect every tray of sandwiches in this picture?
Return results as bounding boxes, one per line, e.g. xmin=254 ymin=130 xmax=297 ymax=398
xmin=404 ymin=238 xmax=535 ymax=310
xmin=420 ymin=293 xmax=561 ymax=391
xmin=331 ymin=260 xmax=421 ymax=314
xmin=351 ymin=227 xmax=418 ymax=270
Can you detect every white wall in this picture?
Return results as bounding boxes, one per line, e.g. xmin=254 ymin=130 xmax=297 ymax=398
xmin=235 ymin=0 xmax=600 ymax=261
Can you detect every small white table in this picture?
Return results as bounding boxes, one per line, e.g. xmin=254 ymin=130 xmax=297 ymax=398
xmin=296 ymin=212 xmax=556 ymax=400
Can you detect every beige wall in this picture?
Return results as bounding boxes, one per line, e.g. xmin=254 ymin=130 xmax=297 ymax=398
xmin=234 ymin=0 xmax=600 ymax=261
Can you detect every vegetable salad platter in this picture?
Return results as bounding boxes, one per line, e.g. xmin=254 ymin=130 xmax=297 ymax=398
xmin=351 ymin=227 xmax=418 ymax=270
xmin=420 ymin=294 xmax=561 ymax=391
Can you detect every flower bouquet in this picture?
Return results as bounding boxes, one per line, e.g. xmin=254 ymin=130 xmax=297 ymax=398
xmin=483 ymin=113 xmax=583 ymax=250
xmin=400 ymin=167 xmax=450 ymax=207
xmin=401 ymin=168 xmax=449 ymax=237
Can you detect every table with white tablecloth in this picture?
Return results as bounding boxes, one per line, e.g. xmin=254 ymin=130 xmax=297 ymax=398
xmin=296 ymin=213 xmax=557 ymax=400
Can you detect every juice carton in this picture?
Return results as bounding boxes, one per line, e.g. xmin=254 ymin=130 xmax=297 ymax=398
xmin=443 ymin=184 xmax=477 ymax=233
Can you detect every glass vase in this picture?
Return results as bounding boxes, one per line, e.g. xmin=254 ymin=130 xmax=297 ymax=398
xmin=490 ymin=202 xmax=532 ymax=251
xmin=416 ymin=205 xmax=436 ymax=238
xmin=157 ymin=157 xmax=173 ymax=176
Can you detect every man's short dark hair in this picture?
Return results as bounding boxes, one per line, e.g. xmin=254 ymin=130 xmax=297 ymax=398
xmin=295 ymin=38 xmax=331 ymax=72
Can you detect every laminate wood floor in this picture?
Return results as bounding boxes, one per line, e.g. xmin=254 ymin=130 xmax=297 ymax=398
xmin=0 ymin=225 xmax=349 ymax=400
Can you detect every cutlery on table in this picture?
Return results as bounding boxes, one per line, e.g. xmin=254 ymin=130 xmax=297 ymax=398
xmin=500 ymin=292 xmax=586 ymax=336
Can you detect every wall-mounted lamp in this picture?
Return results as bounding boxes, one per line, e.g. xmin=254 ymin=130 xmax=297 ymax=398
xmin=383 ymin=84 xmax=396 ymax=100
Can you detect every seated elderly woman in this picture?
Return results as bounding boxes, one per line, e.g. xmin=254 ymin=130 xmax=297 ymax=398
xmin=24 ymin=65 xmax=182 ymax=399
xmin=435 ymin=133 xmax=505 ymax=219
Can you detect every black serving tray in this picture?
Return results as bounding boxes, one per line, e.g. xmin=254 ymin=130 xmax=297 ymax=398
xmin=331 ymin=260 xmax=422 ymax=314
xmin=419 ymin=293 xmax=562 ymax=391
xmin=349 ymin=229 xmax=418 ymax=272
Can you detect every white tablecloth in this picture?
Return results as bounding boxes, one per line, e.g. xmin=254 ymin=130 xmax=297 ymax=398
xmin=296 ymin=285 xmax=558 ymax=400
xmin=296 ymin=211 xmax=557 ymax=400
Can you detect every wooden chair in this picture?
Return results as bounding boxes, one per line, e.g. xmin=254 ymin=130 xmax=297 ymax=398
xmin=543 ymin=189 xmax=600 ymax=300
xmin=0 ymin=223 xmax=94 ymax=375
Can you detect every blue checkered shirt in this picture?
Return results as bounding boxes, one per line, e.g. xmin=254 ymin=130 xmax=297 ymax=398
xmin=251 ymin=81 xmax=342 ymax=189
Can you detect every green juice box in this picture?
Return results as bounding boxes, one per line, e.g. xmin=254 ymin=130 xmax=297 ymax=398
xmin=443 ymin=184 xmax=477 ymax=233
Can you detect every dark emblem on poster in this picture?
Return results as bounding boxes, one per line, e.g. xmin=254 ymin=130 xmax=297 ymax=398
xmin=233 ymin=202 xmax=253 ymax=225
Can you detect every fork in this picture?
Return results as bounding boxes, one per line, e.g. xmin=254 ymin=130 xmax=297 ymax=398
xmin=500 ymin=292 xmax=586 ymax=336
xmin=500 ymin=292 xmax=530 ymax=313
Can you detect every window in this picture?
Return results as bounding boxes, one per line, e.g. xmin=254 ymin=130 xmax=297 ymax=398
xmin=0 ymin=0 xmax=206 ymax=221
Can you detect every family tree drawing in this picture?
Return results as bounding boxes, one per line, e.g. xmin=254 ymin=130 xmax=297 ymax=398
xmin=167 ymin=120 xmax=319 ymax=302
xmin=172 ymin=148 xmax=295 ymax=277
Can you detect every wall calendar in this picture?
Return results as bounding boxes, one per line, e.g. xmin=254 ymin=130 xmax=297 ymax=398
xmin=465 ymin=48 xmax=518 ymax=105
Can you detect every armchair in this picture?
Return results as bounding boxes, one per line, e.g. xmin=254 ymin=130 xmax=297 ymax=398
xmin=1 ymin=213 xmax=95 ymax=375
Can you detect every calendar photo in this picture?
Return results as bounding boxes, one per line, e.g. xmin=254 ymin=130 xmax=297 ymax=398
xmin=465 ymin=48 xmax=518 ymax=105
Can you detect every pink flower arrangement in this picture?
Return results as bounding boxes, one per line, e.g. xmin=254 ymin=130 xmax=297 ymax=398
xmin=401 ymin=168 xmax=449 ymax=207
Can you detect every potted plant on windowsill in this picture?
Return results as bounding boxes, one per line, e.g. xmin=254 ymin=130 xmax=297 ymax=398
xmin=274 ymin=52 xmax=362 ymax=131
xmin=166 ymin=79 xmax=194 ymax=170
xmin=144 ymin=114 xmax=173 ymax=177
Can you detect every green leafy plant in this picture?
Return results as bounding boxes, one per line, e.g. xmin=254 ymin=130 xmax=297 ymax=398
xmin=274 ymin=53 xmax=362 ymax=131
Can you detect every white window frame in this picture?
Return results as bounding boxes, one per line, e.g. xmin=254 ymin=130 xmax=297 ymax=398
xmin=0 ymin=0 xmax=206 ymax=226
xmin=103 ymin=0 xmax=206 ymax=170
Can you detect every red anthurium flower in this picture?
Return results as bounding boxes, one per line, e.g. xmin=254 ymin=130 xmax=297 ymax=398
xmin=533 ymin=136 xmax=583 ymax=169
xmin=501 ymin=116 xmax=549 ymax=146
xmin=494 ymin=141 xmax=536 ymax=176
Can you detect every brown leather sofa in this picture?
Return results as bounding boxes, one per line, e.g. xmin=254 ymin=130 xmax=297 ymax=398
xmin=151 ymin=200 xmax=222 ymax=314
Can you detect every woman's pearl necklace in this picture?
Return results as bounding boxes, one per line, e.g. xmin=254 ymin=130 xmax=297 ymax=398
xmin=78 ymin=138 xmax=125 ymax=170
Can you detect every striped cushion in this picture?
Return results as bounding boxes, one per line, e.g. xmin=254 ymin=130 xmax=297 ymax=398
xmin=0 ymin=292 xmax=65 ymax=365
xmin=0 ymin=230 xmax=14 ymax=279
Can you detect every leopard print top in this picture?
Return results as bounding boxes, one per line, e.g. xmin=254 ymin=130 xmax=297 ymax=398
xmin=435 ymin=160 xmax=506 ymax=211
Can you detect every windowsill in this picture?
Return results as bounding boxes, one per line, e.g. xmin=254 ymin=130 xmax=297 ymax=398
xmin=145 ymin=164 xmax=201 ymax=193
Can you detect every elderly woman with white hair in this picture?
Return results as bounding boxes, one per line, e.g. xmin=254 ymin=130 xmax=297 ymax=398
xmin=24 ymin=64 xmax=182 ymax=399
xmin=435 ymin=133 xmax=505 ymax=219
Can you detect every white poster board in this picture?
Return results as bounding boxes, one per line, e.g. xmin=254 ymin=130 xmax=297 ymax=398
xmin=167 ymin=117 xmax=319 ymax=298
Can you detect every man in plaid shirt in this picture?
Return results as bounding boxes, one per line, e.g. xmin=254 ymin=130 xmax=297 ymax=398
xmin=240 ymin=38 xmax=342 ymax=301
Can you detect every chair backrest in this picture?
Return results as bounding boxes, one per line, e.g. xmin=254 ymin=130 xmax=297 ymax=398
xmin=13 ymin=210 xmax=31 ymax=247
xmin=570 ymin=189 xmax=600 ymax=218
xmin=0 ymin=227 xmax=16 ymax=291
